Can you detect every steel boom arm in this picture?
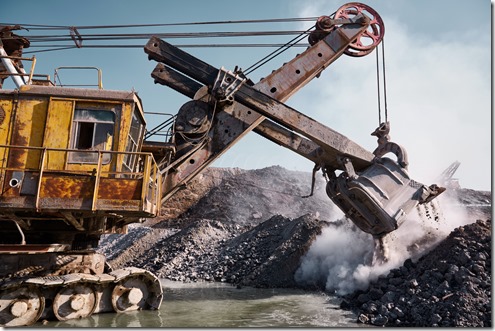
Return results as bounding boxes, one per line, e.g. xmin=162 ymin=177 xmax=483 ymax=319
xmin=150 ymin=63 xmax=323 ymax=165
xmin=144 ymin=13 xmax=374 ymax=202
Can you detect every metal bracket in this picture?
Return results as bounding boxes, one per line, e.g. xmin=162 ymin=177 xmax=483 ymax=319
xmin=70 ymin=26 xmax=83 ymax=48
xmin=371 ymin=122 xmax=409 ymax=169
xmin=340 ymin=157 xmax=358 ymax=179
xmin=316 ymin=14 xmax=369 ymax=32
xmin=302 ymin=163 xmax=321 ymax=198
xmin=211 ymin=67 xmax=246 ymax=103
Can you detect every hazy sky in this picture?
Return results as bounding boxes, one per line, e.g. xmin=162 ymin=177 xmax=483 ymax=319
xmin=2 ymin=0 xmax=491 ymax=190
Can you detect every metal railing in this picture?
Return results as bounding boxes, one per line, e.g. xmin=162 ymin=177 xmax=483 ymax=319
xmin=144 ymin=113 xmax=176 ymax=141
xmin=0 ymin=145 xmax=161 ymax=214
xmin=54 ymin=66 xmax=103 ymax=89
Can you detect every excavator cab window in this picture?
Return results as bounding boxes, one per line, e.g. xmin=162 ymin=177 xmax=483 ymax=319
xmin=123 ymin=109 xmax=144 ymax=172
xmin=69 ymin=108 xmax=115 ymax=164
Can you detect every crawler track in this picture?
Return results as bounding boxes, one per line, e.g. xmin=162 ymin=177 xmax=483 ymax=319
xmin=0 ymin=267 xmax=163 ymax=326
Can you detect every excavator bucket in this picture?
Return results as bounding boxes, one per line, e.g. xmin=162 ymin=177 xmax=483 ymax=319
xmin=326 ymin=157 xmax=443 ymax=237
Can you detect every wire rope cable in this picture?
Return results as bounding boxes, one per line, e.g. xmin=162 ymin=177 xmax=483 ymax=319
xmin=375 ymin=44 xmax=382 ymax=125
xmin=381 ymin=39 xmax=388 ymax=122
xmin=2 ymin=16 xmax=316 ymax=59
xmin=375 ymin=38 xmax=389 ymax=125
xmin=0 ymin=17 xmax=318 ymax=30
xmin=243 ymin=25 xmax=313 ymax=75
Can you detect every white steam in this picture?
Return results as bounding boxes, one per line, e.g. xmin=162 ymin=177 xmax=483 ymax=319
xmin=296 ymin=191 xmax=474 ymax=295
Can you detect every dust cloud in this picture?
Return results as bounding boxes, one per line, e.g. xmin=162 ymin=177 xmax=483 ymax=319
xmin=295 ymin=192 xmax=472 ymax=295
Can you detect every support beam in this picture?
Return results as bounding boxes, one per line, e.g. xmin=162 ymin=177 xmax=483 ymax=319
xmin=151 ymin=64 xmax=324 ymax=165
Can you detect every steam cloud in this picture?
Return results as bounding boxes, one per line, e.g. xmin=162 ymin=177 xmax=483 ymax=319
xmin=295 ymin=192 xmax=472 ymax=295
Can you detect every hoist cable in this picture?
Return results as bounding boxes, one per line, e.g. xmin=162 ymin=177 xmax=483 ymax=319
xmin=26 ymin=43 xmax=311 ymax=48
xmin=375 ymin=38 xmax=389 ymax=125
xmin=4 ymin=17 xmax=317 ymax=68
xmin=19 ymin=30 xmax=310 ymax=42
xmin=375 ymin=45 xmax=382 ymax=125
xmin=0 ymin=17 xmax=318 ymax=30
xmin=22 ymin=43 xmax=311 ymax=54
xmin=13 ymin=29 xmax=313 ymax=54
xmin=381 ymin=39 xmax=388 ymax=122
xmin=244 ymin=25 xmax=313 ymax=75
xmin=23 ymin=46 xmax=77 ymax=54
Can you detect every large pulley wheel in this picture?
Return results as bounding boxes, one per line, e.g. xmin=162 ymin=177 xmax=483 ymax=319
xmin=175 ymin=100 xmax=212 ymax=138
xmin=52 ymin=284 xmax=97 ymax=321
xmin=110 ymin=269 xmax=162 ymax=313
xmin=0 ymin=286 xmax=45 ymax=326
xmin=335 ymin=2 xmax=385 ymax=57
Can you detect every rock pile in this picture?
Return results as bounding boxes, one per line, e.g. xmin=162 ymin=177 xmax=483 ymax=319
xmin=118 ymin=214 xmax=326 ymax=288
xmin=212 ymin=214 xmax=325 ymax=288
xmin=340 ymin=219 xmax=491 ymax=327
xmin=97 ymin=166 xmax=491 ymax=327
xmin=101 ymin=165 xmax=334 ymax=278
xmin=169 ymin=165 xmax=334 ymax=225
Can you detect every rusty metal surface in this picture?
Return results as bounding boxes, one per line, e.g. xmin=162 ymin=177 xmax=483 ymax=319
xmin=257 ymin=20 xmax=367 ymax=101
xmin=98 ymin=178 xmax=142 ymax=200
xmin=233 ymin=82 xmax=375 ymax=170
xmin=40 ymin=175 xmax=94 ymax=199
xmin=151 ymin=62 xmax=344 ymax=169
xmin=0 ymin=244 xmax=68 ymax=253
xmin=0 ymin=147 xmax=160 ymax=250
xmin=253 ymin=119 xmax=322 ymax=164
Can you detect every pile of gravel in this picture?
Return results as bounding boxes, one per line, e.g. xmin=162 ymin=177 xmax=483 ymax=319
xmin=100 ymin=165 xmax=334 ymax=282
xmin=173 ymin=165 xmax=333 ymax=226
xmin=340 ymin=219 xmax=491 ymax=327
xmin=133 ymin=219 xmax=241 ymax=282
xmin=126 ymin=214 xmax=325 ymax=288
xmin=213 ymin=214 xmax=324 ymax=288
xmin=96 ymin=166 xmax=491 ymax=327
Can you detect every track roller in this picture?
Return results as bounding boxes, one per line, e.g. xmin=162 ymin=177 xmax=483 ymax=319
xmin=53 ymin=283 xmax=97 ymax=321
xmin=0 ymin=285 xmax=45 ymax=326
xmin=110 ymin=267 xmax=163 ymax=313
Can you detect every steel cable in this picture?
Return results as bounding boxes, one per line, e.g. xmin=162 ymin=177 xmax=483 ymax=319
xmin=20 ymin=30 xmax=310 ymax=42
xmin=0 ymin=17 xmax=318 ymax=30
xmin=381 ymin=39 xmax=388 ymax=122
xmin=3 ymin=17 xmax=317 ymax=74
xmin=375 ymin=45 xmax=382 ymax=125
xmin=244 ymin=25 xmax=314 ymax=75
xmin=375 ymin=38 xmax=389 ymax=125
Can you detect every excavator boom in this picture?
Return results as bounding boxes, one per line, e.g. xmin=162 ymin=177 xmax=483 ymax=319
xmin=144 ymin=11 xmax=376 ymax=200
xmin=144 ymin=5 xmax=443 ymax=238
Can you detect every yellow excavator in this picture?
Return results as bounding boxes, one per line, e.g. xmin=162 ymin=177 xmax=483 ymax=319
xmin=0 ymin=3 xmax=443 ymax=326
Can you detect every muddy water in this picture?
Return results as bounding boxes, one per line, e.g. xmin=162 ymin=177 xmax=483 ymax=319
xmin=35 ymin=280 xmax=363 ymax=327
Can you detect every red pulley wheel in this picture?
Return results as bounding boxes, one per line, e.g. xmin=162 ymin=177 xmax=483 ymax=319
xmin=334 ymin=2 xmax=385 ymax=57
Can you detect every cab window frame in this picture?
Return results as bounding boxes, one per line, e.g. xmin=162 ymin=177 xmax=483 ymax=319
xmin=68 ymin=108 xmax=116 ymax=165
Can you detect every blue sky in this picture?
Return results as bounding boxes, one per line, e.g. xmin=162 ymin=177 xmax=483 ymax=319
xmin=2 ymin=0 xmax=492 ymax=190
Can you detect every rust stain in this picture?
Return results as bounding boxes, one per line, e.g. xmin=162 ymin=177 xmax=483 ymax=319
xmin=39 ymin=174 xmax=143 ymax=201
xmin=40 ymin=175 xmax=94 ymax=199
xmin=98 ymin=178 xmax=142 ymax=200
